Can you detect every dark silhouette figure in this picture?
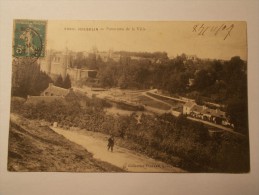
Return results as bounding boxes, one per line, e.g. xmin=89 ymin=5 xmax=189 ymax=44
xmin=107 ymin=136 xmax=115 ymax=152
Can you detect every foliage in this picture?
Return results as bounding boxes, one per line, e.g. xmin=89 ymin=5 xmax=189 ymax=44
xmin=226 ymin=96 xmax=248 ymax=134
xmin=97 ymin=55 xmax=248 ymax=132
xmin=63 ymin=74 xmax=72 ymax=89
xmin=114 ymin=51 xmax=168 ymax=59
xmin=12 ymin=62 xmax=52 ymax=97
xmin=54 ymin=74 xmax=72 ymax=89
xmin=54 ymin=75 xmax=63 ymax=87
xmin=12 ymin=97 xmax=250 ymax=173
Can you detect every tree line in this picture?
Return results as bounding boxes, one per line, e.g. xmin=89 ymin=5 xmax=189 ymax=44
xmin=12 ymin=60 xmax=72 ymax=97
xmin=12 ymin=61 xmax=52 ymax=97
xmin=96 ymin=54 xmax=248 ymax=134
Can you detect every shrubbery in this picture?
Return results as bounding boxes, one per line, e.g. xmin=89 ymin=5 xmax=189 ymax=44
xmin=11 ymin=97 xmax=249 ymax=172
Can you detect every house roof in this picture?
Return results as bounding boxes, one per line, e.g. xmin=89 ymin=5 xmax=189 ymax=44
xmin=184 ymin=101 xmax=197 ymax=108
xmin=191 ymin=105 xmax=204 ymax=113
xmin=191 ymin=105 xmax=226 ymax=118
xmin=42 ymin=84 xmax=69 ymax=96
xmin=210 ymin=109 xmax=226 ymax=118
xmin=26 ymin=96 xmax=66 ymax=104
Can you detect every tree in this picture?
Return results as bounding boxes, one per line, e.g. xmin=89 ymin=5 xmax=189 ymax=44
xmin=226 ymin=97 xmax=248 ymax=135
xmin=194 ymin=69 xmax=209 ymax=90
xmin=63 ymin=74 xmax=72 ymax=89
xmin=210 ymin=60 xmax=223 ymax=79
xmin=31 ymin=71 xmax=52 ymax=95
xmin=12 ymin=61 xmax=52 ymax=97
xmin=55 ymin=75 xmax=63 ymax=87
xmin=99 ymin=65 xmax=118 ymax=87
xmin=224 ymin=57 xmax=247 ymax=99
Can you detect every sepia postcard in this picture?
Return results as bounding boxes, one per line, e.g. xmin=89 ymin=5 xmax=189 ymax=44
xmin=8 ymin=20 xmax=249 ymax=173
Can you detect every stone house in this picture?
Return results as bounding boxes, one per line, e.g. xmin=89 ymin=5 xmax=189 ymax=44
xmin=27 ymin=83 xmax=89 ymax=108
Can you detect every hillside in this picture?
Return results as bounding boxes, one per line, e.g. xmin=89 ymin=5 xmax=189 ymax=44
xmin=8 ymin=114 xmax=123 ymax=172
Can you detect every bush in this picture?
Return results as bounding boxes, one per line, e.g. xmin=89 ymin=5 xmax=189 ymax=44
xmin=10 ymin=97 xmax=26 ymax=112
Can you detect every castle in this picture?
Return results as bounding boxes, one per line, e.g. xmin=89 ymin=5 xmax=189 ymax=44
xmin=39 ymin=49 xmax=98 ymax=81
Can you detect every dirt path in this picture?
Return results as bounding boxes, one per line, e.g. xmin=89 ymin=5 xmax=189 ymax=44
xmin=51 ymin=127 xmax=185 ymax=173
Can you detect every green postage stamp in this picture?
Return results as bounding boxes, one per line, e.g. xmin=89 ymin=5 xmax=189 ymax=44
xmin=13 ymin=20 xmax=47 ymax=58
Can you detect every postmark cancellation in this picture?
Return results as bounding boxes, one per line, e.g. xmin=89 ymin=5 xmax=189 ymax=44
xmin=13 ymin=20 xmax=47 ymax=58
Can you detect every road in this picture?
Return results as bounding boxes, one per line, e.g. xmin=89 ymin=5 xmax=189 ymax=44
xmin=147 ymin=90 xmax=186 ymax=103
xmin=51 ymin=127 xmax=186 ymax=173
xmin=144 ymin=91 xmax=173 ymax=108
xmin=187 ymin=117 xmax=245 ymax=137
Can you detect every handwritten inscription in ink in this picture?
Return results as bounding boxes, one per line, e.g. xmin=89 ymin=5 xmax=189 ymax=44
xmin=192 ymin=23 xmax=234 ymax=40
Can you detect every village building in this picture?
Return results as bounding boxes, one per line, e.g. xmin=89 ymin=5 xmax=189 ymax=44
xmin=26 ymin=83 xmax=89 ymax=108
xmin=41 ymin=83 xmax=68 ymax=97
xmin=183 ymin=101 xmax=196 ymax=115
xmin=183 ymin=101 xmax=229 ymax=126
xmin=66 ymin=68 xmax=97 ymax=81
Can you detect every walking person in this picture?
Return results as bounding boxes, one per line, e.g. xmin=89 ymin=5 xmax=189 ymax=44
xmin=107 ymin=135 xmax=115 ymax=152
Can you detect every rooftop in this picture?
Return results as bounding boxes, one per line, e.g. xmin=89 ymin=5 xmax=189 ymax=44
xmin=26 ymin=96 xmax=66 ymax=104
xmin=191 ymin=105 xmax=204 ymax=113
xmin=42 ymin=83 xmax=69 ymax=96
xmin=184 ymin=101 xmax=197 ymax=108
xmin=191 ymin=105 xmax=226 ymax=118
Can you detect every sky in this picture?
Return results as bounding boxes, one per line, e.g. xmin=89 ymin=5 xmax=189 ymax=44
xmin=46 ymin=20 xmax=247 ymax=60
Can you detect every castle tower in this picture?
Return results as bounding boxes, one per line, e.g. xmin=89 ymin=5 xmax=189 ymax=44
xmin=40 ymin=47 xmax=72 ymax=80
